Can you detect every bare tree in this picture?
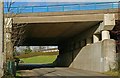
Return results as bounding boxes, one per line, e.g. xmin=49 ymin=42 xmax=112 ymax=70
xmin=4 ymin=1 xmax=28 ymax=76
xmin=5 ymin=0 xmax=28 ymax=46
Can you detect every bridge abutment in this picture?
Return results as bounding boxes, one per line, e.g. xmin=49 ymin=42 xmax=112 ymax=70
xmin=54 ymin=14 xmax=117 ymax=72
xmin=55 ymin=37 xmax=117 ymax=72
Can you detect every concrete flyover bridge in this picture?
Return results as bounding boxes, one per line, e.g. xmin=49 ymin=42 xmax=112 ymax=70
xmin=2 ymin=2 xmax=120 ymax=77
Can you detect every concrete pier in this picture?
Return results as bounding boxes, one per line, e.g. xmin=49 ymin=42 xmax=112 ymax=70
xmin=0 ymin=2 xmax=4 ymax=77
xmin=102 ymin=30 xmax=110 ymax=40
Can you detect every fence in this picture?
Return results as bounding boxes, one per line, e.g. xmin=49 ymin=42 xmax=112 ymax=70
xmin=4 ymin=2 xmax=119 ymax=13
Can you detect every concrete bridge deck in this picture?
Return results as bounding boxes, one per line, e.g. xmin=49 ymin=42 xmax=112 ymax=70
xmin=7 ymin=9 xmax=119 ymax=46
xmin=11 ymin=9 xmax=119 ymax=23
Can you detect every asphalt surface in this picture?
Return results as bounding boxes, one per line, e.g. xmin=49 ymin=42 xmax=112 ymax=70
xmin=17 ymin=63 xmax=55 ymax=70
xmin=16 ymin=67 xmax=112 ymax=78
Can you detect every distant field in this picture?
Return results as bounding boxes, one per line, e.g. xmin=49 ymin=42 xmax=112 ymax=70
xmin=21 ymin=55 xmax=57 ymax=64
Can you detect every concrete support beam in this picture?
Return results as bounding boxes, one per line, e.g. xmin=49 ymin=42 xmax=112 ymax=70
xmin=93 ymin=35 xmax=99 ymax=43
xmin=95 ymin=14 xmax=115 ymax=34
xmin=103 ymin=14 xmax=115 ymax=30
xmin=0 ymin=1 xmax=4 ymax=77
xmin=102 ymin=30 xmax=110 ymax=40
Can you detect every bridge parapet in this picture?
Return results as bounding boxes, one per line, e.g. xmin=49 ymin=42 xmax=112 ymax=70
xmin=4 ymin=2 xmax=119 ymax=14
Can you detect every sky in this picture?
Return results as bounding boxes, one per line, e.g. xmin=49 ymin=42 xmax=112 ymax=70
xmin=3 ymin=0 xmax=120 ymax=2
xmin=3 ymin=0 xmax=119 ymax=7
xmin=4 ymin=1 xmax=119 ymax=13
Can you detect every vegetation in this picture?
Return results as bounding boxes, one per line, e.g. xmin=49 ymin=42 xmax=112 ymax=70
xmin=103 ymin=71 xmax=119 ymax=76
xmin=21 ymin=55 xmax=57 ymax=64
xmin=16 ymin=51 xmax=59 ymax=59
xmin=23 ymin=46 xmax=32 ymax=54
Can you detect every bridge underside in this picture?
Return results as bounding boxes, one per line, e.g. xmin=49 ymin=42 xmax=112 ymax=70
xmin=11 ymin=9 xmax=118 ymax=46
xmin=14 ymin=21 xmax=100 ymax=46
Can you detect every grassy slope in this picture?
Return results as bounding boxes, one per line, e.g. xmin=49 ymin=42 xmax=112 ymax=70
xmin=103 ymin=71 xmax=119 ymax=76
xmin=21 ymin=55 xmax=57 ymax=64
xmin=17 ymin=52 xmax=59 ymax=59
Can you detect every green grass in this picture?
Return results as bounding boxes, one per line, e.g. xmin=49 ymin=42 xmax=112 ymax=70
xmin=21 ymin=55 xmax=57 ymax=64
xmin=16 ymin=52 xmax=59 ymax=59
xmin=16 ymin=71 xmax=21 ymax=76
xmin=102 ymin=71 xmax=119 ymax=76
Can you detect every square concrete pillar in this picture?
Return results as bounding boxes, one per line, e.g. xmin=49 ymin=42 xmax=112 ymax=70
xmin=102 ymin=30 xmax=110 ymax=40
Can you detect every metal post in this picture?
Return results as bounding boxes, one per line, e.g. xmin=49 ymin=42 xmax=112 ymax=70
xmin=32 ymin=7 xmax=34 ymax=13
xmin=0 ymin=1 xmax=4 ymax=77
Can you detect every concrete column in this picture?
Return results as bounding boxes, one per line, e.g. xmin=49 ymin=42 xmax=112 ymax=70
xmin=102 ymin=30 xmax=110 ymax=40
xmin=0 ymin=1 xmax=4 ymax=77
xmin=5 ymin=18 xmax=13 ymax=60
xmin=93 ymin=35 xmax=99 ymax=43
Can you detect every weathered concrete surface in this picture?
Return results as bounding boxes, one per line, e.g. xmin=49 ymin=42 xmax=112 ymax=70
xmin=70 ymin=39 xmax=116 ymax=72
xmin=13 ymin=14 xmax=104 ymax=23
xmin=70 ymin=41 xmax=102 ymax=72
xmin=12 ymin=13 xmax=118 ymax=24
xmin=0 ymin=2 xmax=4 ymax=78
xmin=55 ymin=40 xmax=116 ymax=72
xmin=102 ymin=39 xmax=117 ymax=71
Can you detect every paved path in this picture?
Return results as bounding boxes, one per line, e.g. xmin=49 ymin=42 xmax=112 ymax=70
xmin=18 ymin=63 xmax=54 ymax=70
xmin=17 ymin=67 xmax=110 ymax=78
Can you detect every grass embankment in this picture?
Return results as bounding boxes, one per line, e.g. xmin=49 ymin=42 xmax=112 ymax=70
xmin=103 ymin=71 xmax=119 ymax=76
xmin=16 ymin=51 xmax=59 ymax=59
xmin=21 ymin=55 xmax=57 ymax=64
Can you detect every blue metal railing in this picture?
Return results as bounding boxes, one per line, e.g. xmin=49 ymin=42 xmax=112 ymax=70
xmin=4 ymin=2 xmax=119 ymax=13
